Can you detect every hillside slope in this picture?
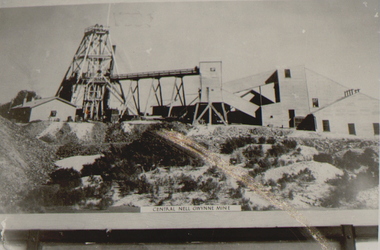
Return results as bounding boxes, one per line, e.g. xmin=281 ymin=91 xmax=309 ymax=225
xmin=0 ymin=116 xmax=56 ymax=212
xmin=1 ymin=120 xmax=378 ymax=213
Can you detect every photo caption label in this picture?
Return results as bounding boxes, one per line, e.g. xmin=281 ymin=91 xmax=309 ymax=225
xmin=140 ymin=205 xmax=241 ymax=213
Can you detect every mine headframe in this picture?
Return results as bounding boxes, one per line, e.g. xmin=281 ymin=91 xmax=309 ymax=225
xmin=56 ymin=24 xmax=126 ymax=121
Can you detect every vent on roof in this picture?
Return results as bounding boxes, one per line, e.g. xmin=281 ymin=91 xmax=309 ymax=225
xmin=344 ymin=89 xmax=360 ymax=97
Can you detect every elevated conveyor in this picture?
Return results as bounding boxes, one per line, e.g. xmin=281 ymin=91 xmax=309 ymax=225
xmin=111 ymin=67 xmax=199 ymax=81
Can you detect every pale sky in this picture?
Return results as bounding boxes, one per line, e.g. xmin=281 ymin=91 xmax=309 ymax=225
xmin=0 ymin=0 xmax=379 ymax=105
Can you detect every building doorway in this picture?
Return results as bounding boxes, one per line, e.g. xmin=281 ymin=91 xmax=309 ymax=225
xmin=288 ymin=109 xmax=295 ymax=128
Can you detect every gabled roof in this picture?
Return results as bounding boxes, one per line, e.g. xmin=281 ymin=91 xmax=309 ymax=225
xmin=11 ymin=96 xmax=76 ymax=109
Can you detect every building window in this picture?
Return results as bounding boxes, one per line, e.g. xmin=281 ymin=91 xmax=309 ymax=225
xmin=288 ymin=109 xmax=295 ymax=128
xmin=373 ymin=123 xmax=379 ymax=135
xmin=284 ymin=69 xmax=291 ymax=78
xmin=312 ymin=98 xmax=319 ymax=108
xmin=50 ymin=110 xmax=57 ymax=117
xmin=322 ymin=120 xmax=330 ymax=132
xmin=348 ymin=123 xmax=356 ymax=135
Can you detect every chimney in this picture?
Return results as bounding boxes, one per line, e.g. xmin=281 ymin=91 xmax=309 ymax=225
xmin=22 ymin=97 xmax=27 ymax=106
xmin=110 ymin=45 xmax=117 ymax=74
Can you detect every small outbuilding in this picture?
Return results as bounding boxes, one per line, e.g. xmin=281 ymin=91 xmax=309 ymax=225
xmin=10 ymin=96 xmax=77 ymax=123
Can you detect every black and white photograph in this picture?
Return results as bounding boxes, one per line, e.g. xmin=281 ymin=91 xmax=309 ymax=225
xmin=0 ymin=0 xmax=378 ymax=249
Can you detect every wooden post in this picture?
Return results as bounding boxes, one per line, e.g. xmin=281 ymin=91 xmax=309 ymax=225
xmin=26 ymin=230 xmax=40 ymax=250
xmin=341 ymin=224 xmax=356 ymax=250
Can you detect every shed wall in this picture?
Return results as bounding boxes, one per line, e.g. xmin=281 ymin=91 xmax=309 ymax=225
xmin=313 ymin=93 xmax=379 ymax=137
xmin=29 ymin=100 xmax=76 ymax=122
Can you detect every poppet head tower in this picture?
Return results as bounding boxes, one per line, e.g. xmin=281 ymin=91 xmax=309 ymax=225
xmin=56 ymin=24 xmax=126 ymax=120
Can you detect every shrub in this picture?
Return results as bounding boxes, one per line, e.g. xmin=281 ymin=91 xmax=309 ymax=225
xmin=56 ymin=142 xmax=82 ymax=158
xmin=282 ymin=139 xmax=297 ymax=149
xmin=265 ymin=179 xmax=277 ymax=188
xmin=192 ymin=198 xmax=204 ymax=205
xmin=205 ymin=166 xmax=219 ymax=177
xmin=105 ymin=123 xmax=130 ymax=143
xmin=220 ymin=136 xmax=258 ymax=154
xmin=178 ymin=174 xmax=198 ymax=192
xmin=337 ymin=150 xmax=361 ymax=170
xmin=56 ymin=141 xmax=105 ymax=158
xmin=16 ymin=185 xmax=60 ymax=212
xmin=321 ymin=171 xmax=356 ymax=208
xmin=49 ymin=168 xmax=82 ymax=188
xmin=119 ymin=131 xmax=204 ymax=168
xmin=288 ymin=190 xmax=294 ymax=200
xmin=258 ymin=136 xmax=266 ymax=144
xmin=313 ymin=153 xmax=334 ymax=164
xmin=219 ymin=172 xmax=227 ymax=181
xmin=97 ymin=197 xmax=113 ymax=210
xmin=236 ymin=180 xmax=247 ymax=188
xmin=266 ymin=137 xmax=276 ymax=144
xmin=243 ymin=145 xmax=264 ymax=159
xmin=297 ymin=168 xmax=316 ymax=182
xmin=205 ymin=166 xmax=226 ymax=180
xmin=92 ymin=181 xmax=113 ymax=199
xmin=267 ymin=143 xmax=288 ymax=157
xmin=275 ymin=168 xmax=316 ymax=191
xmin=200 ymin=178 xmax=218 ymax=193
xmin=262 ymin=205 xmax=276 ymax=211
xmin=257 ymin=158 xmax=272 ymax=171
xmin=229 ymin=187 xmax=243 ymax=199
xmin=240 ymin=198 xmax=252 ymax=211
xmin=137 ymin=175 xmax=153 ymax=194
xmin=83 ymin=185 xmax=97 ymax=198
xmin=117 ymin=180 xmax=138 ymax=197
xmin=200 ymin=178 xmax=220 ymax=199
xmin=81 ymin=158 xmax=112 ymax=177
xmin=277 ymin=174 xmax=291 ymax=190
xmin=245 ymin=158 xmax=272 ymax=175
xmin=359 ymin=148 xmax=379 ymax=177
xmin=55 ymin=188 xmax=85 ymax=206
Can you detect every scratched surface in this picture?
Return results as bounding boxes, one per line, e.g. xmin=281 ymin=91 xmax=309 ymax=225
xmin=156 ymin=130 xmax=329 ymax=249
xmin=0 ymin=1 xmax=378 ymax=249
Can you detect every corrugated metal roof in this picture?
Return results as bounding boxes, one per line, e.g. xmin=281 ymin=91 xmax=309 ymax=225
xmin=11 ymin=96 xmax=76 ymax=109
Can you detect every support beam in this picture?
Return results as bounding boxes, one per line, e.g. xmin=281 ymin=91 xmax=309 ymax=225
xmin=168 ymin=77 xmax=187 ymax=117
xmin=192 ymin=87 xmax=228 ymax=125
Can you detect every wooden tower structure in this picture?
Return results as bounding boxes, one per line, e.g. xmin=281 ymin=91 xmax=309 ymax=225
xmin=56 ymin=24 xmax=126 ymax=121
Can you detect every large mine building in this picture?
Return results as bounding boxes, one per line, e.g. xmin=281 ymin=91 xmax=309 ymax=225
xmin=11 ymin=24 xmax=379 ymax=137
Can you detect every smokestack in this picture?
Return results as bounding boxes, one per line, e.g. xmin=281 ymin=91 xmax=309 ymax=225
xmin=22 ymin=97 xmax=27 ymax=106
xmin=110 ymin=45 xmax=117 ymax=74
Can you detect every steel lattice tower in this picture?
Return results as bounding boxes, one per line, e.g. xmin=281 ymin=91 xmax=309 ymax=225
xmin=56 ymin=24 xmax=126 ymax=121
